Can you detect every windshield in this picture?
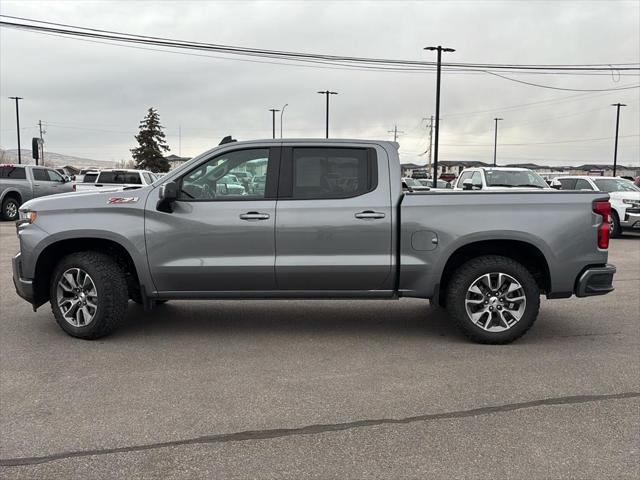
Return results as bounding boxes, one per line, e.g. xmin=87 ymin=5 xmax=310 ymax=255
xmin=594 ymin=178 xmax=640 ymax=193
xmin=404 ymin=178 xmax=421 ymax=187
xmin=484 ymin=169 xmax=548 ymax=188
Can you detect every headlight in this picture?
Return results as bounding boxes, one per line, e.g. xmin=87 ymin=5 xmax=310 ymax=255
xmin=18 ymin=210 xmax=37 ymax=224
xmin=622 ymin=199 xmax=640 ymax=206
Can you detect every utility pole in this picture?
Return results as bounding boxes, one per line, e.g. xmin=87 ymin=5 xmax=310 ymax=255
xmin=280 ymin=103 xmax=288 ymax=138
xmin=269 ymin=108 xmax=280 ymax=139
xmin=424 ymin=46 xmax=455 ymax=188
xmin=317 ymin=90 xmax=338 ymax=138
xmin=427 ymin=115 xmax=434 ymax=173
xmin=388 ymin=124 xmax=405 ymax=142
xmin=611 ymin=103 xmax=626 ymax=177
xmin=9 ymin=96 xmax=23 ymax=164
xmin=38 ymin=120 xmax=45 ymax=166
xmin=493 ymin=117 xmax=503 ymax=167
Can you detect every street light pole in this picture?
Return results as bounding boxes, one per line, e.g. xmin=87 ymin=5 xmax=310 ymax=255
xmin=9 ymin=96 xmax=23 ymax=164
xmin=424 ymin=46 xmax=454 ymax=188
xmin=317 ymin=90 xmax=338 ymax=138
xmin=280 ymin=103 xmax=288 ymax=138
xmin=493 ymin=117 xmax=503 ymax=167
xmin=269 ymin=108 xmax=280 ymax=139
xmin=611 ymin=103 xmax=626 ymax=177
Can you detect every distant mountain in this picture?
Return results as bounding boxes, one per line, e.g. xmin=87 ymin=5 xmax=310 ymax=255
xmin=0 ymin=149 xmax=114 ymax=169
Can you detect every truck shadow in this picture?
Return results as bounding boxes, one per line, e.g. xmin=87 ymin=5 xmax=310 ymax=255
xmin=117 ymin=299 xmax=465 ymax=341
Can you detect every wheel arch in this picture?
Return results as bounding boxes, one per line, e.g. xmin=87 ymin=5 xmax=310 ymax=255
xmin=437 ymin=238 xmax=552 ymax=307
xmin=1 ymin=189 xmax=23 ymax=205
xmin=32 ymin=237 xmax=142 ymax=307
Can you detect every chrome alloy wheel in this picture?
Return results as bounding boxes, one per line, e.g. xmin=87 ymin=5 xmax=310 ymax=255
xmin=56 ymin=268 xmax=98 ymax=327
xmin=464 ymin=272 xmax=526 ymax=332
xmin=5 ymin=201 xmax=17 ymax=219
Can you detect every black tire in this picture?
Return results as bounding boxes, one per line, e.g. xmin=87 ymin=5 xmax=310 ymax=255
xmin=50 ymin=251 xmax=128 ymax=339
xmin=1 ymin=196 xmax=20 ymax=221
xmin=610 ymin=210 xmax=622 ymax=238
xmin=446 ymin=255 xmax=540 ymax=344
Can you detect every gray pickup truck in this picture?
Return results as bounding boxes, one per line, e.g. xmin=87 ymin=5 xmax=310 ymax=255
xmin=12 ymin=139 xmax=616 ymax=344
xmin=1 ymin=164 xmax=74 ymax=221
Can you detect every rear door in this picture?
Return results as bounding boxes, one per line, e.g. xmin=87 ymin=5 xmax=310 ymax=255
xmin=145 ymin=147 xmax=279 ymax=292
xmin=275 ymin=145 xmax=393 ymax=291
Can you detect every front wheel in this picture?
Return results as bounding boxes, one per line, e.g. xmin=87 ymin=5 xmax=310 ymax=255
xmin=50 ymin=251 xmax=129 ymax=339
xmin=446 ymin=255 xmax=540 ymax=344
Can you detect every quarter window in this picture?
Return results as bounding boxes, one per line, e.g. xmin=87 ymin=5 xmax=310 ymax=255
xmin=0 ymin=166 xmax=26 ymax=179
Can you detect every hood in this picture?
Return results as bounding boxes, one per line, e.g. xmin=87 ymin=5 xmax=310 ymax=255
xmin=20 ymin=186 xmax=153 ymax=213
xmin=608 ymin=191 xmax=640 ymax=201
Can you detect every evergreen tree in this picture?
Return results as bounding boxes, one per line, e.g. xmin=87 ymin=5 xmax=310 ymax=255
xmin=131 ymin=108 xmax=170 ymax=172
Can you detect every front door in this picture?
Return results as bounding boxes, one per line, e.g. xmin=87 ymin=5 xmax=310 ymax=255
xmin=275 ymin=146 xmax=393 ymax=291
xmin=32 ymin=168 xmax=65 ymax=197
xmin=145 ymin=147 xmax=279 ymax=293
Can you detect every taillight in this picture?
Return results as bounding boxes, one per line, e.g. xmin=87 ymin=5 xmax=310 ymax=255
xmin=593 ymin=200 xmax=611 ymax=249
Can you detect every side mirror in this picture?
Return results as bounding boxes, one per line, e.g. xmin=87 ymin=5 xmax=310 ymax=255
xmin=157 ymin=181 xmax=178 ymax=213
xmin=462 ymin=179 xmax=474 ymax=190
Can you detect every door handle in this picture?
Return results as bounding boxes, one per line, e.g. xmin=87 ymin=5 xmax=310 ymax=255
xmin=239 ymin=212 xmax=270 ymax=220
xmin=355 ymin=210 xmax=385 ymax=220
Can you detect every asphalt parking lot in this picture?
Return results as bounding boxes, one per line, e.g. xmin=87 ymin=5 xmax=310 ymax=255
xmin=0 ymin=222 xmax=638 ymax=479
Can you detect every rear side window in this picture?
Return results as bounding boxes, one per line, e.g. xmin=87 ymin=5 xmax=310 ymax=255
xmin=0 ymin=166 xmax=26 ymax=179
xmin=98 ymin=171 xmax=142 ymax=184
xmin=83 ymin=173 xmax=98 ymax=183
xmin=283 ymin=147 xmax=377 ymax=200
xmin=33 ymin=169 xmax=49 ymax=181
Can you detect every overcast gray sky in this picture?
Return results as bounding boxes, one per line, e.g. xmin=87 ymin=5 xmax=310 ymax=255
xmin=1 ymin=0 xmax=639 ymax=166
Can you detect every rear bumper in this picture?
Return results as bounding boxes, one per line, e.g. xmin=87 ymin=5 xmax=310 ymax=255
xmin=575 ymin=264 xmax=616 ymax=297
xmin=12 ymin=252 xmax=34 ymax=303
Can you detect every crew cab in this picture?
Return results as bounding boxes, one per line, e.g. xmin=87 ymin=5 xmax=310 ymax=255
xmin=0 ymin=164 xmax=73 ymax=221
xmin=12 ymin=139 xmax=616 ymax=344
xmin=551 ymin=176 xmax=640 ymax=237
xmin=78 ymin=169 xmax=158 ymax=192
xmin=454 ymin=167 xmax=551 ymax=191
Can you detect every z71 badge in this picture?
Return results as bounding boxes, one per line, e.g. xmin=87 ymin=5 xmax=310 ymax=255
xmin=107 ymin=197 xmax=139 ymax=204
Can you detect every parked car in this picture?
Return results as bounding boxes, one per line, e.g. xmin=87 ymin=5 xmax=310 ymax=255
xmin=72 ymin=170 xmax=100 ymax=192
xmin=454 ymin=167 xmax=551 ymax=191
xmin=77 ymin=169 xmax=157 ymax=192
xmin=249 ymin=174 xmax=266 ymax=195
xmin=13 ymin=139 xmax=615 ymax=344
xmin=0 ymin=164 xmax=73 ymax=220
xmin=417 ymin=179 xmax=452 ymax=189
xmin=232 ymin=171 xmax=253 ymax=189
xmin=402 ymin=177 xmax=430 ymax=191
xmin=551 ymin=176 xmax=640 ymax=237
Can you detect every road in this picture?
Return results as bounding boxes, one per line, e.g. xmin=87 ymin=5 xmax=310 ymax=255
xmin=1 ymin=222 xmax=638 ymax=479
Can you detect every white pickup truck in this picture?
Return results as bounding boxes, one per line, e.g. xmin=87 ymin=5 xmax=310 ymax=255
xmin=75 ymin=169 xmax=158 ymax=193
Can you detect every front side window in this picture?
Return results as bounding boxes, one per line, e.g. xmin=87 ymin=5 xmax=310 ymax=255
xmin=83 ymin=173 xmax=98 ymax=183
xmin=289 ymin=147 xmax=375 ymax=200
xmin=178 ymin=148 xmax=269 ymax=201
xmin=594 ymin=178 xmax=640 ymax=193
xmin=456 ymin=171 xmax=473 ymax=187
xmin=47 ymin=169 xmax=64 ymax=182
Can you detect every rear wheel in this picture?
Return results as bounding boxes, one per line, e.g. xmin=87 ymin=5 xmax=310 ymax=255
xmin=1 ymin=196 xmax=20 ymax=221
xmin=50 ymin=251 xmax=128 ymax=339
xmin=446 ymin=255 xmax=540 ymax=344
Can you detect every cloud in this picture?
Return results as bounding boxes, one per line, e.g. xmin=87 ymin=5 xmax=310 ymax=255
xmin=1 ymin=0 xmax=638 ymax=166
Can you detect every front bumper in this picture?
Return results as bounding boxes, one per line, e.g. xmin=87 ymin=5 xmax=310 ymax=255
xmin=12 ymin=252 xmax=34 ymax=303
xmin=575 ymin=264 xmax=616 ymax=297
xmin=620 ymin=210 xmax=640 ymax=229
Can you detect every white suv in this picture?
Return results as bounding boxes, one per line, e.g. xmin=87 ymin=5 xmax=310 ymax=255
xmin=551 ymin=176 xmax=640 ymax=237
xmin=454 ymin=167 xmax=551 ymax=191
